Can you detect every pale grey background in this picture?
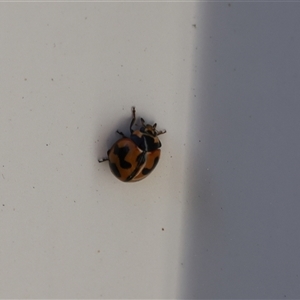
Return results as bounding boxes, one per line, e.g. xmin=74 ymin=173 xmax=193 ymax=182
xmin=1 ymin=2 xmax=300 ymax=299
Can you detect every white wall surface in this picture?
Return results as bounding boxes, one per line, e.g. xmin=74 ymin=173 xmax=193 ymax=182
xmin=1 ymin=2 xmax=300 ymax=299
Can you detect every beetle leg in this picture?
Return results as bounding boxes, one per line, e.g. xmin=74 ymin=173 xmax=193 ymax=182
xmin=156 ymin=129 xmax=167 ymax=136
xmin=130 ymin=106 xmax=136 ymax=133
xmin=116 ymin=130 xmax=126 ymax=137
xmin=98 ymin=158 xmax=108 ymax=163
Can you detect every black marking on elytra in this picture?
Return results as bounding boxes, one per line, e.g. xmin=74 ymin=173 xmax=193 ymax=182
xmin=136 ymin=152 xmax=146 ymax=165
xmin=142 ymin=156 xmax=159 ymax=175
xmin=125 ymin=173 xmax=135 ymax=182
xmin=126 ymin=169 xmax=138 ymax=181
xmin=113 ymin=144 xmax=132 ymax=169
xmin=109 ymin=162 xmax=121 ymax=178
xmin=126 ymin=152 xmax=146 ymax=181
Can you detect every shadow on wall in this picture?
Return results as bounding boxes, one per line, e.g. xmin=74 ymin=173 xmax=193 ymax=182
xmin=180 ymin=2 xmax=300 ymax=299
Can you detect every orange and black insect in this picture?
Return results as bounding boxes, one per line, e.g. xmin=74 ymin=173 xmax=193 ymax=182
xmin=98 ymin=107 xmax=166 ymax=182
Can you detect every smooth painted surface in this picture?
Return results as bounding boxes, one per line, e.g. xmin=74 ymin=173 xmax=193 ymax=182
xmin=1 ymin=2 xmax=300 ymax=299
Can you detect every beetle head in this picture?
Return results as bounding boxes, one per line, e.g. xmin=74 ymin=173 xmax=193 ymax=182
xmin=140 ymin=118 xmax=158 ymax=136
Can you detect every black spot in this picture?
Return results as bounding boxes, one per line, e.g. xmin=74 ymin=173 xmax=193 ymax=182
xmin=125 ymin=175 xmax=134 ymax=182
xmin=136 ymin=152 xmax=146 ymax=165
xmin=113 ymin=144 xmax=132 ymax=169
xmin=126 ymin=152 xmax=146 ymax=181
xmin=142 ymin=156 xmax=159 ymax=175
xmin=109 ymin=162 xmax=121 ymax=178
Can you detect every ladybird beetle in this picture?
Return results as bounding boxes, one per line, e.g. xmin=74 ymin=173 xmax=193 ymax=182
xmin=98 ymin=107 xmax=166 ymax=182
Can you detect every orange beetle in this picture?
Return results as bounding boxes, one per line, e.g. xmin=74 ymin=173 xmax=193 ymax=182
xmin=99 ymin=107 xmax=166 ymax=182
